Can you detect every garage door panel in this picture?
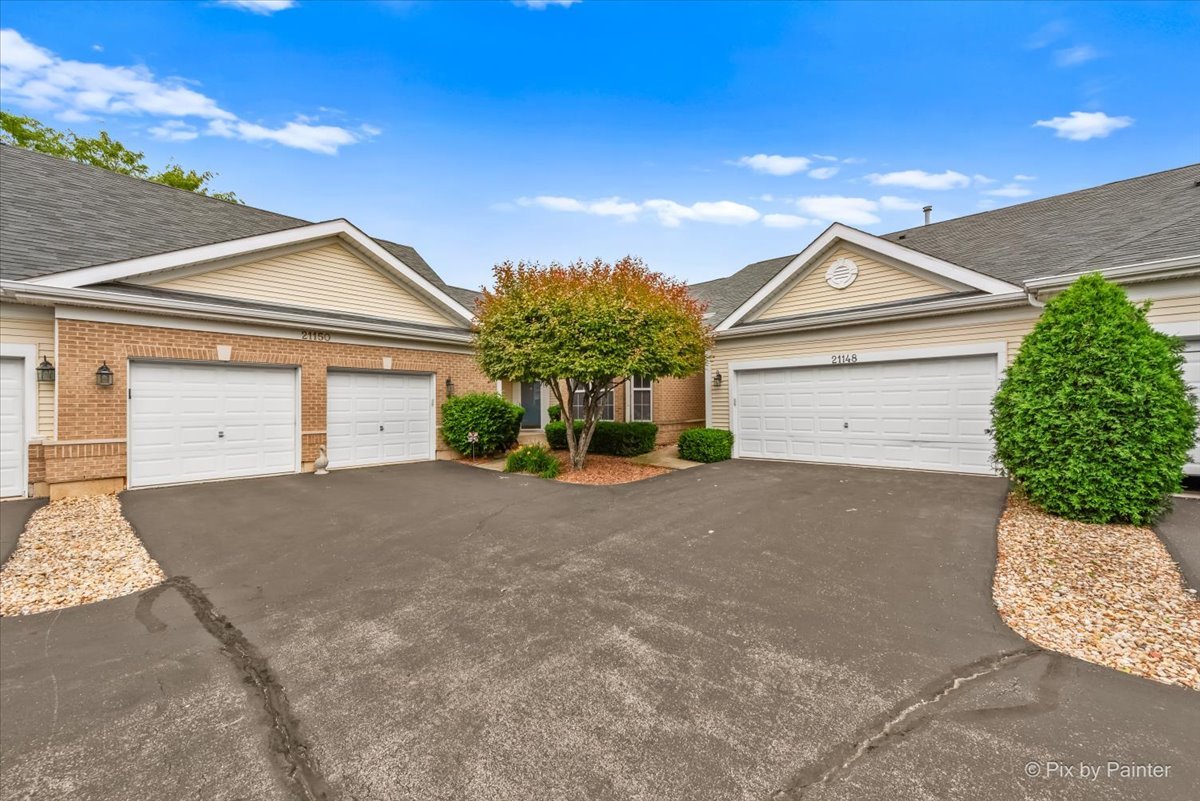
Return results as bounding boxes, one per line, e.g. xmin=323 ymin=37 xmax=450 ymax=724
xmin=129 ymin=363 xmax=298 ymax=487
xmin=326 ymin=371 xmax=433 ymax=468
xmin=734 ymin=353 xmax=1000 ymax=475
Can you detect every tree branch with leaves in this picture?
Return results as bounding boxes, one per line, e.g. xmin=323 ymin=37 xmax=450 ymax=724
xmin=1 ymin=111 xmax=241 ymax=203
xmin=474 ymin=256 xmax=711 ymax=469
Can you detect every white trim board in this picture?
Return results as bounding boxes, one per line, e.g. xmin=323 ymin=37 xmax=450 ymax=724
xmin=716 ymin=223 xmax=1021 ymax=332
xmin=23 ymin=219 xmax=475 ymax=325
xmin=0 ymin=343 xmax=39 ymax=498
xmin=50 ymin=301 xmax=473 ymax=353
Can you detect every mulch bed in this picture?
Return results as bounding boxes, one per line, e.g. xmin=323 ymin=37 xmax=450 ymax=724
xmin=553 ymin=452 xmax=669 ymax=485
xmin=993 ymin=493 xmax=1200 ymax=690
xmin=0 ymin=495 xmax=165 ymax=617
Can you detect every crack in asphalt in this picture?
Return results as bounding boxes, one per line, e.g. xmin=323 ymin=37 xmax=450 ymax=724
xmin=773 ymin=645 xmax=1045 ymax=799
xmin=138 ymin=577 xmax=333 ymax=801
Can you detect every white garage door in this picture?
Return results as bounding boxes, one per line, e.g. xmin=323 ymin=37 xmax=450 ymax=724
xmin=0 ymin=358 xmax=26 ymax=497
xmin=1184 ymin=339 xmax=1200 ymax=476
xmin=734 ymin=353 xmax=999 ymax=475
xmin=326 ymin=371 xmax=434 ymax=468
xmin=129 ymin=362 xmax=298 ymax=488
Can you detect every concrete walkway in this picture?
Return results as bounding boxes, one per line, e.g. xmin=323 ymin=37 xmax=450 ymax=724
xmin=629 ymin=444 xmax=703 ymax=470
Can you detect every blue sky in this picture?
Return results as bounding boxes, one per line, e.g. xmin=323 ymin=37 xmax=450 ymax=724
xmin=1 ymin=1 xmax=1197 ymax=290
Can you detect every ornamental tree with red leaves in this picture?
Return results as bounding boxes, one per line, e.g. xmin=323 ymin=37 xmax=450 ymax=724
xmin=474 ymin=256 xmax=711 ymax=469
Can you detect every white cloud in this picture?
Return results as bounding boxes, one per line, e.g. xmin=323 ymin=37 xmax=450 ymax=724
xmin=984 ymin=183 xmax=1033 ymax=198
xmin=513 ymin=0 xmax=580 ymax=8
xmin=517 ymin=195 xmax=639 ymax=222
xmin=1035 ymin=110 xmax=1133 ymax=141
xmin=972 ymin=173 xmax=996 ymax=185
xmin=515 ymin=195 xmax=759 ymax=227
xmin=1027 ymin=20 xmax=1067 ymax=49
xmin=207 ymin=118 xmax=360 ymax=155
xmin=866 ymin=169 xmax=971 ymax=190
xmin=149 ymin=120 xmax=199 ymax=141
xmin=216 ymin=0 xmax=297 ymax=14
xmin=762 ymin=213 xmax=817 ymax=229
xmin=1055 ymin=44 xmax=1099 ymax=66
xmin=808 ymin=166 xmax=839 ymax=180
xmin=878 ymin=195 xmax=923 ymax=211
xmin=812 ymin=154 xmax=839 ymax=162
xmin=0 ymin=29 xmax=366 ymax=154
xmin=1013 ymin=174 xmax=1037 ymax=181
xmin=735 ymin=153 xmax=811 ymax=176
xmin=793 ymin=195 xmax=880 ymax=226
xmin=644 ymin=199 xmax=760 ymax=227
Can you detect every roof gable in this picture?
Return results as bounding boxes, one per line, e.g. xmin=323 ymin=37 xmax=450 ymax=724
xmin=138 ymin=240 xmax=456 ymax=328
xmin=26 ymin=219 xmax=474 ymax=325
xmin=748 ymin=242 xmax=968 ymax=322
xmin=716 ymin=224 xmax=1019 ymax=331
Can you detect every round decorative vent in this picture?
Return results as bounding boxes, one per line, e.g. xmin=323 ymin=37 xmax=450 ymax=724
xmin=825 ymin=257 xmax=859 ymax=289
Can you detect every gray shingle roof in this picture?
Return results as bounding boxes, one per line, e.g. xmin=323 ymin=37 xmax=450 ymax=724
xmin=689 ymin=253 xmax=797 ymax=324
xmin=0 ymin=143 xmax=478 ymax=304
xmin=880 ymin=163 xmax=1200 ymax=283
xmin=695 ymin=163 xmax=1200 ymax=325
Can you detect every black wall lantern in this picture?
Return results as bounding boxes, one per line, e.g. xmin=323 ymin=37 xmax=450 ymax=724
xmin=445 ymin=376 xmax=455 ymax=397
xmin=713 ymin=370 xmax=723 ymax=387
xmin=95 ymin=361 xmax=114 ymax=387
xmin=36 ymin=357 xmax=56 ymax=383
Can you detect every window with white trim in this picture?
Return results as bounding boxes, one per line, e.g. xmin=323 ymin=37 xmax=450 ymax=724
xmin=572 ymin=382 xmax=615 ymax=421
xmin=631 ymin=376 xmax=653 ymax=422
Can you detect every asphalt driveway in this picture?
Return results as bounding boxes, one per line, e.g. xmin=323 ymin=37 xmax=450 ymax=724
xmin=1 ymin=461 xmax=1196 ymax=800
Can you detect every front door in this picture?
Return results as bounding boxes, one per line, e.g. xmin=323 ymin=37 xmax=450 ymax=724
xmin=520 ymin=382 xmax=541 ymax=428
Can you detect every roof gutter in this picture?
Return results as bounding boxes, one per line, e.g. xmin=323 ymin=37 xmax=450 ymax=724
xmin=1022 ymin=254 xmax=1200 ymax=293
xmin=0 ymin=280 xmax=474 ymax=346
xmin=715 ymin=291 xmax=1030 ymax=340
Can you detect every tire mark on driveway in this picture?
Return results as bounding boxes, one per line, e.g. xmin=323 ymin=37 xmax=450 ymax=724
xmin=138 ymin=577 xmax=333 ymax=801
xmin=774 ymin=645 xmax=1046 ymax=798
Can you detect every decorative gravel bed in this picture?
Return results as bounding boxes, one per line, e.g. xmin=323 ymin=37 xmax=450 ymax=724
xmin=0 ymin=495 xmax=165 ymax=617
xmin=994 ymin=493 xmax=1200 ymax=690
xmin=553 ymin=452 xmax=669 ymax=485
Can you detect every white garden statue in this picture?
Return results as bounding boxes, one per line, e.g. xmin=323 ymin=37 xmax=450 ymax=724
xmin=313 ymin=445 xmax=330 ymax=476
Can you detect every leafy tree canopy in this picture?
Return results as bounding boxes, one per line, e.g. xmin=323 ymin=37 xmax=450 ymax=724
xmin=474 ymin=256 xmax=711 ymax=468
xmin=1 ymin=110 xmax=241 ymax=203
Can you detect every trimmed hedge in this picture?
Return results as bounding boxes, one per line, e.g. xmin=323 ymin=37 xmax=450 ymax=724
xmin=547 ymin=404 xmax=562 ymax=422
xmin=544 ymin=420 xmax=658 ymax=456
xmin=504 ymin=444 xmax=561 ymax=479
xmin=677 ymin=428 xmax=734 ymax=463
xmin=440 ymin=392 xmax=523 ymax=457
xmin=991 ymin=273 xmax=1197 ymax=524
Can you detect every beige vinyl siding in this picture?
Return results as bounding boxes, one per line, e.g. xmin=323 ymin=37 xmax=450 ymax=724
xmin=0 ymin=303 xmax=54 ymax=438
xmin=154 ymin=242 xmax=456 ymax=327
xmin=752 ymin=244 xmax=956 ymax=321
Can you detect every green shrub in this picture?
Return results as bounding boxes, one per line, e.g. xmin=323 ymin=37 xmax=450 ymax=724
xmin=677 ymin=427 xmax=734 ymax=463
xmin=544 ymin=420 xmax=659 ymax=456
xmin=547 ymin=404 xmax=562 ymax=422
xmin=991 ymin=273 xmax=1197 ymax=524
xmin=441 ymin=393 xmax=523 ymax=457
xmin=504 ymin=444 xmax=561 ymax=479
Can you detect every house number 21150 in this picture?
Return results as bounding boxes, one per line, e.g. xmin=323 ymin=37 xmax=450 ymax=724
xmin=831 ymin=353 xmax=859 ymax=365
xmin=301 ymin=329 xmax=332 ymax=342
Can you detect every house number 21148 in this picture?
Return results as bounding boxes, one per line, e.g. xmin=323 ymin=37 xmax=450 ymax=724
xmin=831 ymin=353 xmax=858 ymax=365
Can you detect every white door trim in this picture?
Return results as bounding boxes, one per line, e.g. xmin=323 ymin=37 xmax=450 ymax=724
xmin=125 ymin=359 xmax=302 ymax=489
xmin=0 ymin=344 xmax=37 ymax=498
xmin=728 ymin=341 xmax=1007 ymax=461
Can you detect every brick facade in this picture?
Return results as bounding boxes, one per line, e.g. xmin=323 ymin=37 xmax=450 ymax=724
xmin=650 ymin=373 xmax=706 ymax=443
xmin=45 ymin=317 xmax=494 ymax=490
